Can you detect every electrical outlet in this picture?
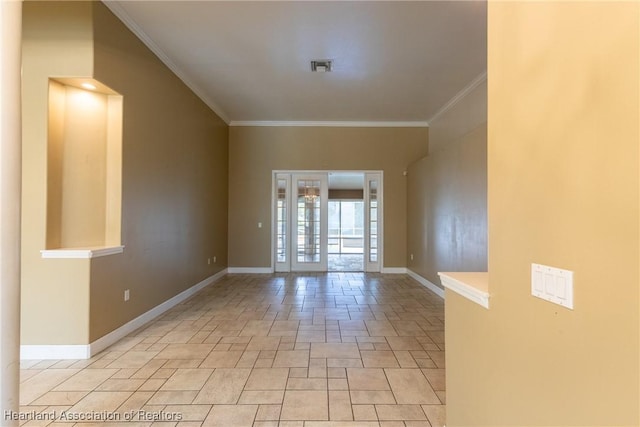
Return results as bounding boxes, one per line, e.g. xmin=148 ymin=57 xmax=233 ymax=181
xmin=124 ymin=289 xmax=130 ymax=301
xmin=213 ymin=256 xmax=217 ymax=263
xmin=208 ymin=258 xmax=211 ymax=265
xmin=410 ymin=254 xmax=414 ymax=261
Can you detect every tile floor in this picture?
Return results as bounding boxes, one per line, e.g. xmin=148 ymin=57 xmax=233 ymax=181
xmin=18 ymin=273 xmax=445 ymax=427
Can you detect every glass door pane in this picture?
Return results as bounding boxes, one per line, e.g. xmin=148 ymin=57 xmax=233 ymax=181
xmin=274 ymin=174 xmax=291 ymax=272
xmin=291 ymin=174 xmax=327 ymax=271
xmin=365 ymin=173 xmax=382 ymax=272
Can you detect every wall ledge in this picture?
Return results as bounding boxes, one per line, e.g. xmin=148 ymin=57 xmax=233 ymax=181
xmin=20 ymin=268 xmax=228 ymax=360
xmin=438 ymin=271 xmax=489 ymax=309
xmin=41 ymin=245 xmax=124 ymax=259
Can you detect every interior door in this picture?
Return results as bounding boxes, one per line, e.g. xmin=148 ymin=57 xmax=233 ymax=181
xmin=364 ymin=172 xmax=382 ymax=272
xmin=291 ymin=173 xmax=328 ymax=271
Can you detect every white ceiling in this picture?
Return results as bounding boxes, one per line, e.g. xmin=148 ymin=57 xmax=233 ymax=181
xmin=105 ymin=1 xmax=487 ymax=125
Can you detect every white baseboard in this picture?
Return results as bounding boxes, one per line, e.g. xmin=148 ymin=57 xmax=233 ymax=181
xmin=20 ymin=345 xmax=90 ymax=360
xmin=228 ymin=267 xmax=274 ymax=274
xmin=407 ymin=269 xmax=445 ymax=299
xmin=381 ymin=267 xmax=407 ymax=274
xmin=20 ymin=269 xmax=228 ymax=360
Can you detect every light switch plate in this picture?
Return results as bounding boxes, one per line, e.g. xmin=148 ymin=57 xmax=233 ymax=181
xmin=531 ymin=263 xmax=573 ymax=309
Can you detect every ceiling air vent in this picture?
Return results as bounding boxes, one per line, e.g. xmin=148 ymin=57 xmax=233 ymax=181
xmin=311 ymin=60 xmax=332 ymax=72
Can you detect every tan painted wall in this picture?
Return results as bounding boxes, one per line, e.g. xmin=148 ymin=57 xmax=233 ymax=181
xmin=229 ymin=126 xmax=428 ymax=268
xmin=21 ymin=1 xmax=94 ymax=344
xmin=21 ymin=2 xmax=229 ymax=345
xmin=88 ymin=3 xmax=229 ymax=341
xmin=446 ymin=2 xmax=639 ymax=426
xmin=407 ymin=81 xmax=487 ymax=286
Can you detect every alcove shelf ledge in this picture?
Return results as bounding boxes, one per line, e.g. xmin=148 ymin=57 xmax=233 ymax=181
xmin=438 ymin=271 xmax=489 ymax=309
xmin=41 ymin=245 xmax=124 ymax=259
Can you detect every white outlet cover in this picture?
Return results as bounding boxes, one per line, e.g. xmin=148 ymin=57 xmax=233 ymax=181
xmin=531 ymin=263 xmax=573 ymax=310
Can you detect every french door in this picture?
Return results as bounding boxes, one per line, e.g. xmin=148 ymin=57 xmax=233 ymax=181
xmin=273 ymin=171 xmax=382 ymax=272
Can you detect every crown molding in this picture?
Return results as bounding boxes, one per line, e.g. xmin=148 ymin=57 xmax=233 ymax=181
xmin=229 ymin=120 xmax=429 ymax=128
xmin=102 ymin=1 xmax=231 ymax=124
xmin=426 ymin=71 xmax=487 ymax=125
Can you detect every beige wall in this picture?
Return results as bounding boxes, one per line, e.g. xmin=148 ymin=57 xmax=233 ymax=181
xmin=89 ymin=3 xmax=229 ymax=342
xmin=21 ymin=1 xmax=95 ymax=344
xmin=407 ymin=81 xmax=487 ymax=286
xmin=229 ymin=126 xmax=428 ymax=268
xmin=446 ymin=2 xmax=639 ymax=426
xmin=21 ymin=2 xmax=229 ymax=344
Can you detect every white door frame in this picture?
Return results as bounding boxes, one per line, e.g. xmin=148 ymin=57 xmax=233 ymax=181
xmin=272 ymin=170 xmax=384 ymax=273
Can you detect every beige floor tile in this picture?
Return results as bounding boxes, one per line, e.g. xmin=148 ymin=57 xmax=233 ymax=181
xmin=383 ymin=369 xmax=439 ymax=405
xmin=328 ymin=378 xmax=349 ymax=390
xmin=30 ymin=391 xmax=89 ymax=406
xmin=158 ymin=330 xmax=198 ymax=344
xmin=421 ymin=404 xmax=446 ymax=427
xmin=147 ymin=390 xmax=199 ymax=405
xmin=239 ymin=320 xmax=274 ymax=337
xmin=329 ymin=390 xmax=353 ymax=421
xmin=352 ymin=404 xmax=377 ymax=421
xmin=20 ymin=273 xmax=445 ymax=426
xmin=163 ymin=404 xmax=212 ymax=421
xmin=346 ymin=369 xmax=390 ymax=391
xmin=255 ymin=404 xmax=281 ymax=420
xmin=364 ymin=321 xmax=398 ymax=337
xmin=305 ymin=423 xmax=380 ymax=427
xmin=360 ymin=351 xmax=399 ymax=368
xmin=95 ymin=378 xmax=147 ymax=391
xmin=392 ymin=351 xmax=418 ymax=368
xmin=421 ymin=368 xmax=445 ymax=391
xmin=385 ymin=337 xmax=423 ymax=351
xmin=245 ymin=368 xmax=289 ymax=390
xmin=311 ymin=343 xmax=360 ymax=359
xmin=20 ymin=369 xmax=81 ymax=405
xmin=286 ymin=378 xmax=327 ymax=390
xmin=327 ymin=359 xmax=363 ymax=368
xmin=116 ymin=391 xmax=154 ymax=413
xmin=67 ymin=391 xmax=132 ymax=413
xmin=272 ymin=350 xmax=310 ymax=368
xmin=237 ymin=390 xmax=284 ymax=404
xmin=280 ymin=390 xmax=328 ymax=421
xmin=375 ymin=404 xmax=426 ymax=421
xmin=193 ymin=368 xmax=251 ymax=404
xmin=107 ymin=351 xmax=159 ymax=369
xmin=154 ymin=344 xmax=215 ymax=360
xmin=426 ymin=351 xmax=445 ymax=368
xmin=199 ymin=351 xmax=243 ymax=368
xmin=202 ymin=404 xmax=257 ymax=427
xmin=270 ymin=320 xmax=299 ymax=332
xmin=161 ymin=368 xmax=213 ymax=391
xmin=350 ymin=391 xmax=396 ymax=405
xmin=247 ymin=337 xmax=281 ymax=351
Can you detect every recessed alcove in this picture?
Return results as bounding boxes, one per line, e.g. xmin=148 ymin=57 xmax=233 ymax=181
xmin=44 ymin=78 xmax=123 ymax=256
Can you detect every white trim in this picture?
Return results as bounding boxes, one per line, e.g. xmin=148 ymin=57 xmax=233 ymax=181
xmin=41 ymin=245 xmax=124 ymax=259
xmin=20 ymin=269 xmax=228 ymax=360
xmin=438 ymin=272 xmax=489 ymax=309
xmin=426 ymin=71 xmax=487 ymax=125
xmin=20 ymin=345 xmax=90 ymax=360
xmin=381 ymin=267 xmax=407 ymax=274
xmin=102 ymin=1 xmax=230 ymax=124
xmin=228 ymin=267 xmax=274 ymax=274
xmin=229 ymin=121 xmax=429 ymax=128
xmin=407 ymin=269 xmax=445 ymax=299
